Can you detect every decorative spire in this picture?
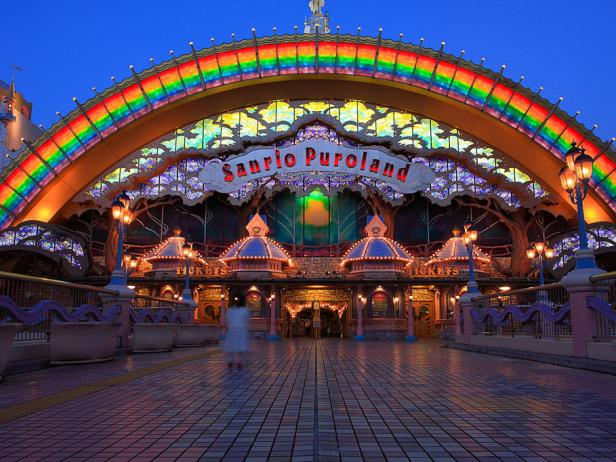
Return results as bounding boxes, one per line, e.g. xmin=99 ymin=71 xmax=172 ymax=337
xmin=246 ymin=214 xmax=270 ymax=237
xmin=364 ymin=215 xmax=387 ymax=237
xmin=304 ymin=0 xmax=330 ymax=34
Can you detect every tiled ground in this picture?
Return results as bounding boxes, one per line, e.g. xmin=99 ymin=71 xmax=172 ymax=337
xmin=0 ymin=346 xmax=215 ymax=408
xmin=1 ymin=340 xmax=616 ymax=461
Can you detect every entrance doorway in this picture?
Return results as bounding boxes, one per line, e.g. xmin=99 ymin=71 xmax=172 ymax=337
xmin=283 ymin=288 xmax=351 ymax=339
xmin=289 ymin=303 xmax=344 ymax=338
xmin=414 ymin=303 xmax=435 ymax=338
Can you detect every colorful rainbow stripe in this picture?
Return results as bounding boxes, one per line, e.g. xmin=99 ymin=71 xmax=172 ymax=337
xmin=1 ymin=36 xmax=614 ymax=229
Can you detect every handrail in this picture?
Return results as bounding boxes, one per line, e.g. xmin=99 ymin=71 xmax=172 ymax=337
xmin=133 ymin=293 xmax=191 ymax=307
xmin=471 ymin=282 xmax=563 ymax=302
xmin=590 ymin=271 xmax=616 ymax=283
xmin=0 ymin=270 xmax=119 ymax=296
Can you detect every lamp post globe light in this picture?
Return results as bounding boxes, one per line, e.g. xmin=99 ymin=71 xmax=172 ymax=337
xmin=527 ymin=242 xmax=554 ymax=286
xmin=559 ymin=142 xmax=596 ymax=269
xmin=462 ymin=220 xmax=479 ymax=294
xmin=108 ymin=191 xmax=134 ymax=288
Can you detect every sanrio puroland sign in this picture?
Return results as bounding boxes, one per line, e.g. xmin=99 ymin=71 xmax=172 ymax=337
xmin=199 ymin=140 xmax=434 ymax=194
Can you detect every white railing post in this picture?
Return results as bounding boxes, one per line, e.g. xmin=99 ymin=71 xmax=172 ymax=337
xmin=104 ymin=286 xmax=135 ymax=349
xmin=459 ymin=290 xmax=479 ymax=344
xmin=561 ymin=258 xmax=605 ymax=358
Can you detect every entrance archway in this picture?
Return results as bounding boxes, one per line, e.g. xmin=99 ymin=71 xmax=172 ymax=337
xmin=2 ymin=35 xmax=614 ymax=230
xmin=287 ymin=303 xmax=346 ymax=339
xmin=283 ymin=288 xmax=350 ymax=338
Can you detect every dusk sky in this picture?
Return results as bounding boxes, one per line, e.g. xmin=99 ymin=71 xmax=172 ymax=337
xmin=3 ymin=0 xmax=615 ymax=141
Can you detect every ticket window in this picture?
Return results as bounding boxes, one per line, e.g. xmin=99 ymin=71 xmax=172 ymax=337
xmin=246 ymin=292 xmax=263 ymax=317
xmin=371 ymin=292 xmax=389 ymax=318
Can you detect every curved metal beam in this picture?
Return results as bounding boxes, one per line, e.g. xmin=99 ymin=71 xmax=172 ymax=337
xmin=10 ymin=76 xmax=613 ymax=225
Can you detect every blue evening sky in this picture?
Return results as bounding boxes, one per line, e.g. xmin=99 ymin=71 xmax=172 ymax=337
xmin=3 ymin=0 xmax=615 ymax=141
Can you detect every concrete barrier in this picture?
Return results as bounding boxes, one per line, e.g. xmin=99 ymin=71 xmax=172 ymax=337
xmin=469 ymin=335 xmax=574 ymax=356
xmin=587 ymin=341 xmax=616 ymax=362
xmin=1 ymin=323 xmax=21 ymax=380
xmin=133 ymin=324 xmax=175 ymax=352
xmin=174 ymin=324 xmax=221 ymax=347
xmin=50 ymin=322 xmax=120 ymax=364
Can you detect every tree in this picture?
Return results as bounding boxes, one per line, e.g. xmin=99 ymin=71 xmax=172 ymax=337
xmin=365 ymin=191 xmax=414 ymax=238
xmin=453 ymin=196 xmax=539 ymax=277
xmin=104 ymin=197 xmax=181 ymax=273
xmin=227 ymin=183 xmax=271 ymax=237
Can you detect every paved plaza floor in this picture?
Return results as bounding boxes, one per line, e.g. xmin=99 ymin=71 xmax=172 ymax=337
xmin=1 ymin=340 xmax=616 ymax=462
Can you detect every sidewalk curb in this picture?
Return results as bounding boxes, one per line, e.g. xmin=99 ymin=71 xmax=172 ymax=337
xmin=447 ymin=342 xmax=616 ymax=375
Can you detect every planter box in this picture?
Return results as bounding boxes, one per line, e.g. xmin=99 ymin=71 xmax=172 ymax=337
xmin=1 ymin=324 xmax=21 ymax=380
xmin=50 ymin=322 xmax=120 ymax=365
xmin=133 ymin=324 xmax=175 ymax=353
xmin=174 ymin=324 xmax=221 ymax=347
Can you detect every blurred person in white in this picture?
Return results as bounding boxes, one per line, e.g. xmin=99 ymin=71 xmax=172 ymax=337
xmin=224 ymin=293 xmax=250 ymax=367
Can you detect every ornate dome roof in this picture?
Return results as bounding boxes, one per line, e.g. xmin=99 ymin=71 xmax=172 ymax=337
xmin=220 ymin=215 xmax=293 ymax=265
xmin=426 ymin=228 xmax=490 ymax=265
xmin=341 ymin=216 xmax=412 ymax=266
xmin=144 ymin=229 xmax=205 ymax=264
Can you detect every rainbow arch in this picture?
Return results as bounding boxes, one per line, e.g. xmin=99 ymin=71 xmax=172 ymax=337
xmin=1 ymin=33 xmax=615 ymax=229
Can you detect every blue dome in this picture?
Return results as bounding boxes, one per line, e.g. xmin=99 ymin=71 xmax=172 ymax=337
xmin=341 ymin=237 xmax=412 ymax=266
xmin=220 ymin=236 xmax=291 ymax=262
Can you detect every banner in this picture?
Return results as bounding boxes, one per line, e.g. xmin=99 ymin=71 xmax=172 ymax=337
xmin=199 ymin=140 xmax=434 ymax=194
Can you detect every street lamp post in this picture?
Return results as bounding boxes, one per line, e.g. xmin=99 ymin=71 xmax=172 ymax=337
xmin=109 ymin=191 xmax=133 ymax=287
xmin=559 ymin=142 xmax=596 ymax=269
xmin=267 ymin=293 xmax=279 ymax=340
xmin=181 ymin=241 xmax=195 ymax=304
xmin=527 ymin=242 xmax=555 ymax=286
xmin=219 ymin=291 xmax=226 ymax=326
xmin=405 ymin=292 xmax=416 ymax=342
xmin=355 ymin=292 xmax=366 ymax=341
xmin=463 ymin=220 xmax=479 ymax=293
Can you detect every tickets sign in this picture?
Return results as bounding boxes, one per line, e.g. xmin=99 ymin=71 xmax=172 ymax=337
xmin=408 ymin=265 xmax=461 ymax=277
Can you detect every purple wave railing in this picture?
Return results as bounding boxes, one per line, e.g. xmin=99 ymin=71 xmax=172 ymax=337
xmin=471 ymin=302 xmax=571 ymax=326
xmin=587 ymin=296 xmax=616 ymax=322
xmin=129 ymin=308 xmax=188 ymax=324
xmin=0 ymin=295 xmax=120 ymax=324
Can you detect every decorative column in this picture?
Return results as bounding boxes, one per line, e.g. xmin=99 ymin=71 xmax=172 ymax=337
xmin=355 ymin=288 xmax=365 ymax=341
xmin=104 ymin=288 xmax=135 ymax=350
xmin=458 ymin=293 xmax=475 ymax=344
xmin=561 ymin=266 xmax=605 ymax=357
xmin=267 ymin=285 xmax=279 ymax=340
xmin=454 ymin=298 xmax=462 ymax=339
xmin=405 ymin=288 xmax=416 ymax=342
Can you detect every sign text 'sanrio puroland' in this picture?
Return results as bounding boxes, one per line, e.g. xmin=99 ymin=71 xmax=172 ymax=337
xmin=199 ymin=140 xmax=435 ymax=193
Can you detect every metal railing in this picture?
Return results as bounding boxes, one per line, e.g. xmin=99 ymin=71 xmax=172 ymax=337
xmin=471 ymin=283 xmax=571 ymax=339
xmin=0 ymin=271 xmax=119 ymax=342
xmin=472 ymin=282 xmax=568 ymax=308
xmin=589 ymin=271 xmax=616 ymax=341
xmin=132 ymin=293 xmax=191 ymax=310
xmin=130 ymin=293 xmax=194 ymax=325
